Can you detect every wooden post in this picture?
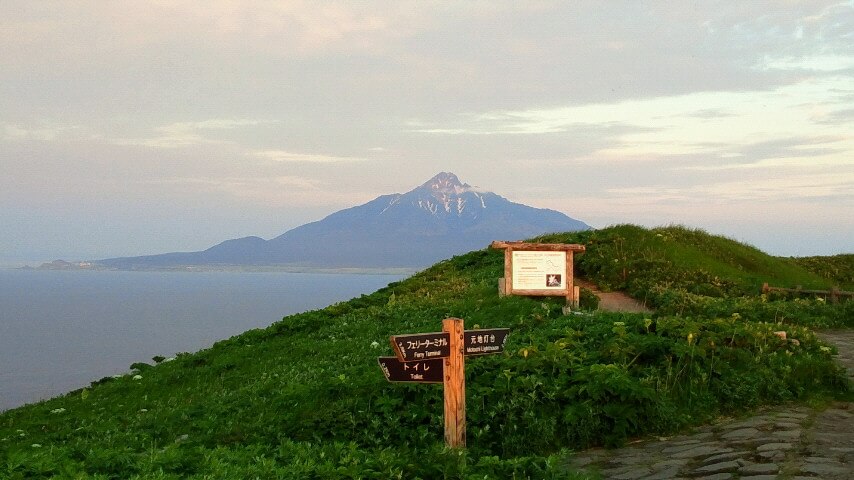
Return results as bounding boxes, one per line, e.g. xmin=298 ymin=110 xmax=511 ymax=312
xmin=443 ymin=317 xmax=465 ymax=449
xmin=503 ymin=248 xmax=513 ymax=296
xmin=566 ymin=250 xmax=575 ymax=307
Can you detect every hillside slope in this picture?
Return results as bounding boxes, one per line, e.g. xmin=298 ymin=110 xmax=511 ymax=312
xmin=789 ymin=254 xmax=854 ymax=290
xmin=2 ymin=225 xmax=850 ymax=478
xmin=537 ymin=224 xmax=836 ymax=296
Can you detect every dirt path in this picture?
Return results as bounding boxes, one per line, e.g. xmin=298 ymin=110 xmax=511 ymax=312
xmin=577 ymin=279 xmax=653 ymax=314
xmin=567 ymin=329 xmax=854 ymax=479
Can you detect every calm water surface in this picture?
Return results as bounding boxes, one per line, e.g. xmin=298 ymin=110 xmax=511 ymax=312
xmin=0 ymin=269 xmax=403 ymax=412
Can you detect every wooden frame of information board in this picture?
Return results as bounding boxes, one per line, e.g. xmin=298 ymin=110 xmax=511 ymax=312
xmin=490 ymin=241 xmax=586 ymax=307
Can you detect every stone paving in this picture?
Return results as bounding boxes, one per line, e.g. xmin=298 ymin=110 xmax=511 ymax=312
xmin=568 ymin=330 xmax=854 ymax=480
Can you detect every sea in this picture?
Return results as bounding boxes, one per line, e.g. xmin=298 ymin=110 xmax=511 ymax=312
xmin=0 ymin=269 xmax=405 ymax=412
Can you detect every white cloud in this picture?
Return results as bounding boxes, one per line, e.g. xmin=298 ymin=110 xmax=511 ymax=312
xmin=249 ymin=150 xmax=366 ymax=163
xmin=2 ymin=122 xmax=86 ymax=142
xmin=111 ymin=118 xmax=276 ymax=149
xmin=757 ymin=54 xmax=854 ymax=72
xmin=606 ymin=172 xmax=854 ymax=203
xmin=410 ymin=75 xmax=854 ymax=168
xmin=0 ymin=1 xmax=421 ymax=64
xmin=148 ymin=174 xmax=364 ymax=207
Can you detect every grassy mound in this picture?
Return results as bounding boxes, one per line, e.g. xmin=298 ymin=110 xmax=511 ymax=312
xmin=538 ymin=225 xmax=853 ymax=326
xmin=789 ymin=254 xmax=854 ymax=290
xmin=1 ymin=225 xmax=850 ymax=478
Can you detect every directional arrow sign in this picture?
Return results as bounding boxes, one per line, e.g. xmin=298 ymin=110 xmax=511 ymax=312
xmin=377 ymin=356 xmax=444 ymax=383
xmin=464 ymin=328 xmax=510 ymax=356
xmin=390 ymin=332 xmax=450 ymax=362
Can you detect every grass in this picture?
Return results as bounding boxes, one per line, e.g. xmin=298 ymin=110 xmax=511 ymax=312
xmin=1 ymin=224 xmax=851 ymax=478
xmin=788 ymin=254 xmax=854 ymax=290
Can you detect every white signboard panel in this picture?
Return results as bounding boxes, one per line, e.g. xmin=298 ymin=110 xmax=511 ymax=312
xmin=511 ymin=251 xmax=566 ymax=290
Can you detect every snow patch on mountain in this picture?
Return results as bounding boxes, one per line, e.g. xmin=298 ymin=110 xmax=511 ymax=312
xmin=379 ymin=194 xmax=403 ymax=215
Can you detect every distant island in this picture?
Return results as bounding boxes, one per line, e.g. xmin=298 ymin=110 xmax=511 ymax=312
xmin=33 ymin=260 xmax=415 ymax=275
xmin=35 ymin=260 xmax=96 ymax=270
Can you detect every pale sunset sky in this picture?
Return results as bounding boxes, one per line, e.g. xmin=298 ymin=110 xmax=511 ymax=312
xmin=1 ymin=1 xmax=852 ymax=264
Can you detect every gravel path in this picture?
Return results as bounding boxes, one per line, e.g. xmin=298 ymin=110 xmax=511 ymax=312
xmin=567 ymin=329 xmax=854 ymax=479
xmin=576 ymin=279 xmax=653 ymax=314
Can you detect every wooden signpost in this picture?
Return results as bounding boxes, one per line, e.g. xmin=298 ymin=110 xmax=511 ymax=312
xmin=378 ymin=318 xmax=509 ymax=449
xmin=490 ymin=241 xmax=586 ymax=308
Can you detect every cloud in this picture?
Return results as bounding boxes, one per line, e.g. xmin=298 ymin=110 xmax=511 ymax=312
xmin=607 ymin=172 xmax=854 ymax=203
xmin=1 ymin=122 xmax=86 ymax=142
xmin=249 ymin=150 xmax=366 ymax=163
xmin=111 ymin=118 xmax=276 ymax=149
xmin=814 ymin=107 xmax=854 ymax=125
xmin=0 ymin=1 xmax=419 ymax=64
xmin=676 ymin=136 xmax=851 ymax=171
xmin=148 ymin=174 xmax=364 ymax=207
xmin=410 ymin=74 xmax=854 ymax=166
xmin=758 ymin=53 xmax=854 ymax=72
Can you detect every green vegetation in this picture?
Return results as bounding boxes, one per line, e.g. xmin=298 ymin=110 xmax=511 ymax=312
xmin=536 ymin=225 xmax=854 ymax=328
xmin=788 ymin=254 xmax=854 ymax=290
xmin=2 ymin=225 xmax=851 ymax=478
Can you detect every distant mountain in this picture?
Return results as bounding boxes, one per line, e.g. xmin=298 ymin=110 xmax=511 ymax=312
xmin=96 ymin=172 xmax=590 ymax=270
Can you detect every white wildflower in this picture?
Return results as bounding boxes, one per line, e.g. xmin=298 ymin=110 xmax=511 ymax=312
xmin=132 ymin=374 xmax=143 ymax=381
xmin=31 ymin=443 xmax=42 ymax=448
xmin=50 ymin=408 xmax=66 ymax=414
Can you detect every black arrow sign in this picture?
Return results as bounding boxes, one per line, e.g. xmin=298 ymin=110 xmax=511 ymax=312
xmin=464 ymin=328 xmax=510 ymax=356
xmin=390 ymin=332 xmax=451 ymax=362
xmin=377 ymin=356 xmax=444 ymax=383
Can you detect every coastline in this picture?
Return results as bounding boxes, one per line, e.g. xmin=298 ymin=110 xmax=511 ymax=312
xmin=14 ymin=262 xmax=418 ymax=276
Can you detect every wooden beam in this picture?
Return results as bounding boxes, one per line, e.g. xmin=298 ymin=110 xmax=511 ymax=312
xmin=503 ymin=249 xmax=512 ymax=296
xmin=490 ymin=241 xmax=585 ymax=252
xmin=566 ymin=250 xmax=575 ymax=306
xmin=442 ymin=317 xmax=466 ymax=449
xmin=763 ymin=284 xmax=854 ymax=297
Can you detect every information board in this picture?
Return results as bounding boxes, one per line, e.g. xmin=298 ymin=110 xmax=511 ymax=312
xmin=511 ymin=250 xmax=566 ymax=290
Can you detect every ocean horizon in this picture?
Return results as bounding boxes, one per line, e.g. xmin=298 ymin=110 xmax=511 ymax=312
xmin=0 ymin=269 xmax=404 ymax=412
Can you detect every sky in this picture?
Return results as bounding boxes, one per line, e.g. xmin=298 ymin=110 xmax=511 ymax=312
xmin=1 ymin=1 xmax=853 ymax=264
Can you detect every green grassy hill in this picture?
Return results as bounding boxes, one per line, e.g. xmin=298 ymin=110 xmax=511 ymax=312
xmin=537 ymin=224 xmax=837 ymax=294
xmin=788 ymin=254 xmax=854 ymax=290
xmin=2 ymin=225 xmax=851 ymax=478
